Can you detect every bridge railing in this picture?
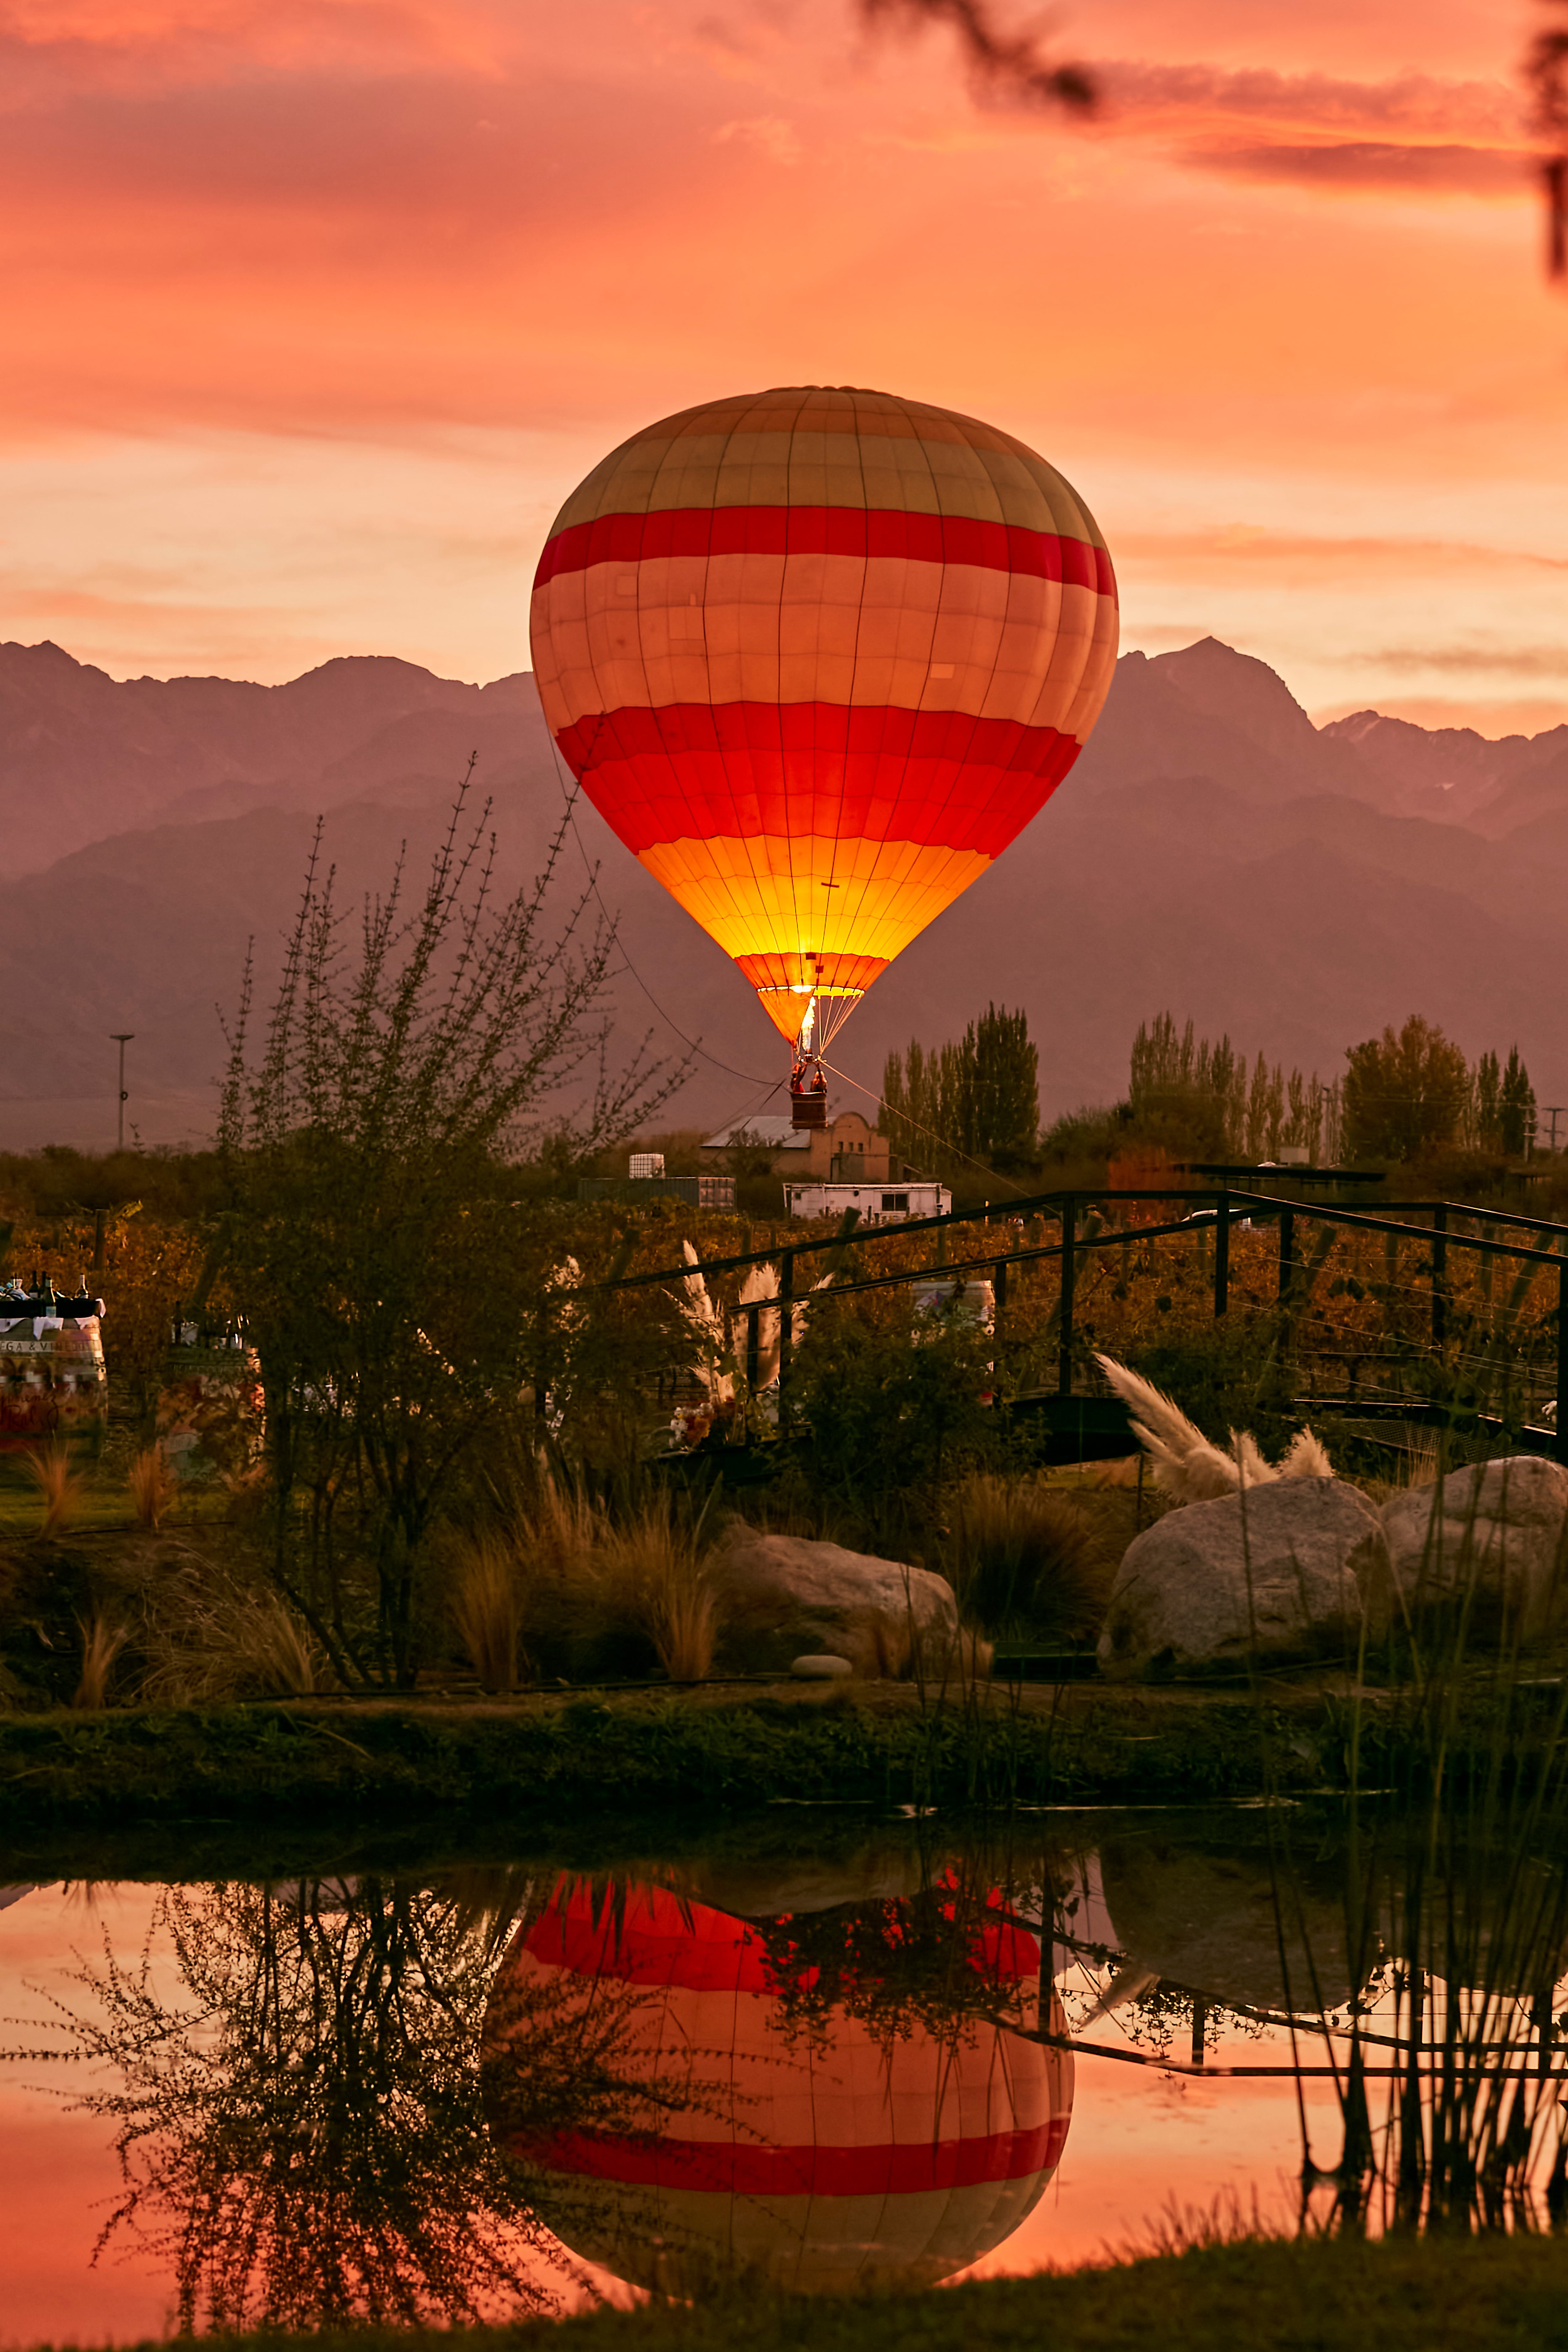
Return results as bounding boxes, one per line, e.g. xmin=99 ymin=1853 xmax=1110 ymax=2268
xmin=563 ymin=1186 xmax=1568 ymax=1465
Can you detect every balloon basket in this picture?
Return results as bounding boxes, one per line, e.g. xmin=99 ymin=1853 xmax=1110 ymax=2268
xmin=790 ymin=1095 xmax=828 ymax=1131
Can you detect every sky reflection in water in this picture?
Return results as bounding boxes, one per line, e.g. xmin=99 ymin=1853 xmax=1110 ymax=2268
xmin=2 ymin=1807 xmax=1560 ymax=2341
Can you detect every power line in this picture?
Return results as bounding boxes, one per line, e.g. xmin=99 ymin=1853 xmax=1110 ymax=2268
xmin=818 ymin=1055 xmax=1035 ymax=1200
xmin=536 ymin=733 xmax=1033 ymax=1186
xmin=541 ymin=736 xmax=773 ymax=1088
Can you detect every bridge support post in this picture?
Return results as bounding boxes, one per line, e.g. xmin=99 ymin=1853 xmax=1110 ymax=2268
xmin=777 ymin=1250 xmax=795 ymax=1426
xmin=1433 ymin=1207 xmax=1448 ymax=1350
xmin=1214 ymin=1193 xmax=1230 ymax=1318
xmin=1558 ymin=1260 xmax=1568 ymax=1467
xmin=1277 ymin=1209 xmax=1295 ymax=1308
xmin=1058 ymin=1197 xmax=1075 ymax=1396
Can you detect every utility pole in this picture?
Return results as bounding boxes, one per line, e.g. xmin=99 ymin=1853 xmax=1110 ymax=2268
xmin=110 ymin=1033 xmax=134 ymax=1150
xmin=1544 ymin=1106 xmax=1565 ymax=1154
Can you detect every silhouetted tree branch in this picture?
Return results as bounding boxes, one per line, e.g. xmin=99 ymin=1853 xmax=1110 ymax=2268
xmin=858 ymin=0 xmax=1095 ymax=111
xmin=1528 ymin=2 xmax=1568 ymax=273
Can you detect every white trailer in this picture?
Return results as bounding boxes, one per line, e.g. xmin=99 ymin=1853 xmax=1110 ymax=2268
xmin=784 ymin=1179 xmax=950 ymax=1226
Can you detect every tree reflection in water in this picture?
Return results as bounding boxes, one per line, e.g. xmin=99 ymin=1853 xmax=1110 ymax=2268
xmin=30 ymin=1804 xmax=1568 ymax=2321
xmin=28 ymin=1870 xmax=682 ymax=2332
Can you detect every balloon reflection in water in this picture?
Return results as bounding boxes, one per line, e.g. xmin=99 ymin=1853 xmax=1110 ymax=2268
xmin=482 ymin=1877 xmax=1073 ymax=2294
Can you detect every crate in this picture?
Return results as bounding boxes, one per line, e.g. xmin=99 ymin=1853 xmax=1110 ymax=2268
xmin=577 ymin=1174 xmax=737 ymax=1210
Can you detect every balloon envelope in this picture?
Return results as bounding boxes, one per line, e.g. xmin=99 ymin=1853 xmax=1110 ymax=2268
xmin=482 ymin=1876 xmax=1073 ymax=2295
xmin=530 ymin=386 xmax=1118 ymax=1047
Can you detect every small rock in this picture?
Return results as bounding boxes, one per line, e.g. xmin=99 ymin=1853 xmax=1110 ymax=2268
xmin=791 ymin=1653 xmax=853 ymax=1679
xmin=1098 ymin=1479 xmax=1389 ymax=1681
xmin=1380 ymin=1456 xmax=1568 ymax=1640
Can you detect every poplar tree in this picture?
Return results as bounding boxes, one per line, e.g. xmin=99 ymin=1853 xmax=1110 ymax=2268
xmin=1500 ymin=1046 xmax=1537 ymax=1156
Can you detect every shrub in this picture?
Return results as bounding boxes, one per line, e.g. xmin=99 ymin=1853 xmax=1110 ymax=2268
xmin=129 ymin=1444 xmax=177 ymax=1532
xmin=216 ymin=780 xmax=689 ymax=1690
xmin=73 ymin=1612 xmax=128 ymax=1708
xmin=127 ymin=1556 xmax=323 ymax=1704
xmin=450 ymin=1533 xmax=526 ymax=1692
xmin=782 ymin=1290 xmax=998 ymax=1554
xmin=946 ymin=1475 xmax=1115 ymax=1641
xmin=23 ymin=1442 xmax=86 ymax=1539
xmin=232 ymin=1597 xmax=321 ymax=1695
xmin=504 ymin=1478 xmax=720 ymax=1683
xmin=1120 ymin=1317 xmax=1295 ymax=1462
xmin=600 ymin=1494 xmax=720 ymax=1682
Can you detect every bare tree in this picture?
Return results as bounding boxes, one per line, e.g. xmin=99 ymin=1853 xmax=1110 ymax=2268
xmin=218 ymin=775 xmax=690 ymax=1685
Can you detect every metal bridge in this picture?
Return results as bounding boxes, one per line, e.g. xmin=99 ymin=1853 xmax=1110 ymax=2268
xmin=575 ymin=1182 xmax=1568 ymax=1469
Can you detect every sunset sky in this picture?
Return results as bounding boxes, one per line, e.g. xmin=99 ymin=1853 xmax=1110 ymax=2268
xmin=2 ymin=0 xmax=1562 ymax=733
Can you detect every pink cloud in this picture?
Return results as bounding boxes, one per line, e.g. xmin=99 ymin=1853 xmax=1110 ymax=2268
xmin=0 ymin=0 xmax=1559 ymax=728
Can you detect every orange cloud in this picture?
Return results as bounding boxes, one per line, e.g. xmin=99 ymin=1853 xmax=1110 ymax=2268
xmin=0 ymin=0 xmax=1559 ymax=730
xmin=0 ymin=0 xmax=507 ymax=83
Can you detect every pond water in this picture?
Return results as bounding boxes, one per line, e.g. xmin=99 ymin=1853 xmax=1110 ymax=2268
xmin=1 ymin=1804 xmax=1562 ymax=2340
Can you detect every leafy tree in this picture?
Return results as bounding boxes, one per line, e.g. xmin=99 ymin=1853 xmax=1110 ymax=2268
xmin=1128 ymin=1014 xmax=1330 ymax=1163
xmin=783 ymin=1288 xmax=998 ymax=1552
xmin=218 ymin=782 xmax=687 ymax=1685
xmin=880 ymin=1004 xmax=1037 ymax=1170
xmin=1500 ymin=1046 xmax=1537 ymax=1157
xmin=1343 ymin=1016 xmax=1471 ymax=1163
xmin=1474 ymin=1049 xmax=1502 ymax=1150
xmin=969 ymin=1003 xmax=1039 ymax=1162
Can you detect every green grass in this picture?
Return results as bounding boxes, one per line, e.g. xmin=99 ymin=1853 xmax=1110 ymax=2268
xmin=0 ymin=1461 xmax=232 ymax=1539
xmin=0 ymin=1662 xmax=1559 ymax=1830
xmin=0 ymin=1678 xmax=1325 ymax=1828
xmin=32 ymin=2233 xmax=1568 ymax=2352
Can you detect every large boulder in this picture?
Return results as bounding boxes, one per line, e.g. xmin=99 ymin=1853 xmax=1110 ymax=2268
xmin=710 ymin=1522 xmax=962 ymax=1679
xmin=1380 ymin=1456 xmax=1568 ymax=1640
xmin=1097 ymin=1479 xmax=1389 ymax=1681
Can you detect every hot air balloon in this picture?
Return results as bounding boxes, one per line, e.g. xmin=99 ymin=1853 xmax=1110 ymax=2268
xmin=482 ymin=1876 xmax=1073 ymax=2295
xmin=530 ymin=386 xmax=1118 ymax=1128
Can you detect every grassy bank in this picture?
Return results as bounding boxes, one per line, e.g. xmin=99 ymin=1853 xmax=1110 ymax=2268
xmin=0 ymin=1679 xmax=1280 ymax=1827
xmin=0 ymin=1665 xmax=1558 ymax=1830
xmin=38 ymin=2233 xmax=1568 ymax=2352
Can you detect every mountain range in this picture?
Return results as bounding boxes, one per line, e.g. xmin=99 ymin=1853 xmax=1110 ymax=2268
xmin=2 ymin=634 xmax=1564 ymax=1152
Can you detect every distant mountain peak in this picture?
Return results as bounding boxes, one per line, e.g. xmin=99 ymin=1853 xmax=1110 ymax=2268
xmin=1148 ymin=637 xmax=1319 ymax=756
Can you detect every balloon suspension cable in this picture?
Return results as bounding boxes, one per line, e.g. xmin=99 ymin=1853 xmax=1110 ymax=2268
xmin=542 ymin=734 xmax=773 ymax=1087
xmin=817 ymin=1055 xmax=1036 ymax=1200
xmin=714 ymin=1074 xmax=789 ymax=1136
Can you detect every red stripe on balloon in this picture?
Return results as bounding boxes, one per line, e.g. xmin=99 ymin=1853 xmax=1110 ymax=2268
xmin=523 ymin=1898 xmax=771 ymax=1993
xmin=503 ymin=2114 xmax=1070 ymax=2196
xmin=734 ymin=950 xmax=887 ymax=994
xmin=535 ymin=506 xmax=1116 ymax=597
xmin=522 ymin=1886 xmax=1040 ymax=1994
xmin=558 ymin=703 xmax=1082 ymax=858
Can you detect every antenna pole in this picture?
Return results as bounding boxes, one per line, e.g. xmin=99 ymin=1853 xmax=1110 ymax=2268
xmin=110 ymin=1033 xmax=134 ymax=1150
